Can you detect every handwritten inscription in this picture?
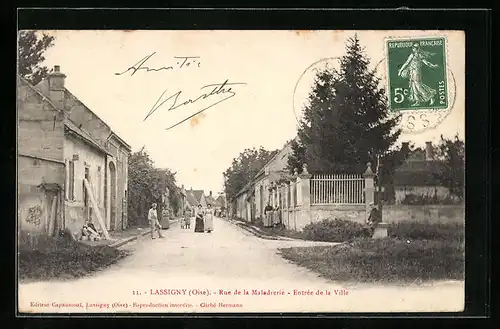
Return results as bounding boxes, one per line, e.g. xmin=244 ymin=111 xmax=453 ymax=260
xmin=115 ymin=52 xmax=246 ymax=130
xmin=143 ymin=79 xmax=247 ymax=131
xmin=115 ymin=52 xmax=200 ymax=76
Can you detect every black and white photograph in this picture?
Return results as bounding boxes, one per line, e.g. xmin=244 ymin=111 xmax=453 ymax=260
xmin=17 ymin=28 xmax=466 ymax=313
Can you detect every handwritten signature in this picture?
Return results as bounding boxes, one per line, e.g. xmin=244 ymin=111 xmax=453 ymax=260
xmin=115 ymin=52 xmax=200 ymax=76
xmin=144 ymin=79 xmax=247 ymax=130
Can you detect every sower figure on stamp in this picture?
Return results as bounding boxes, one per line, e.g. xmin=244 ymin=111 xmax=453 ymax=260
xmin=148 ymin=203 xmax=164 ymax=239
xmin=398 ymin=43 xmax=439 ymax=107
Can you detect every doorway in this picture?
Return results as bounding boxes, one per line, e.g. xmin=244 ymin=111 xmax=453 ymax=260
xmin=259 ymin=185 xmax=264 ymax=219
xmin=109 ymin=162 xmax=117 ymax=230
xmin=84 ymin=166 xmax=91 ymax=221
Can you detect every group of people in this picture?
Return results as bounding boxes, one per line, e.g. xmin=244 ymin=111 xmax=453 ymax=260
xmin=193 ymin=203 xmax=214 ymax=233
xmin=148 ymin=202 xmax=216 ymax=239
xmin=263 ymin=204 xmax=281 ymax=228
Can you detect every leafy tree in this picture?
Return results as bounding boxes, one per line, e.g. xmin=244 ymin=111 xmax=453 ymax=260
xmin=18 ymin=31 xmax=55 ymax=85
xmin=286 ymin=138 xmax=306 ymax=174
xmin=223 ymin=147 xmax=278 ymax=202
xmin=433 ymin=135 xmax=465 ymax=200
xmin=289 ymin=34 xmax=404 ymax=179
xmin=128 ymin=148 xmax=181 ymax=226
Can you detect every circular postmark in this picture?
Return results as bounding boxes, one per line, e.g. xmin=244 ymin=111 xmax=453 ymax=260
xmin=292 ymin=39 xmax=456 ymax=135
xmin=293 ymin=57 xmax=341 ymax=124
xmin=381 ymin=36 xmax=457 ymax=134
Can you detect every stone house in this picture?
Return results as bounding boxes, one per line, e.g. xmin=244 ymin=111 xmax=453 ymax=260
xmin=17 ymin=66 xmax=131 ymax=241
xmin=234 ymin=183 xmax=252 ymax=221
xmin=253 ymin=141 xmax=293 ymax=221
xmin=178 ymin=185 xmax=187 ymax=215
xmin=216 ymin=194 xmax=226 ymax=210
xmin=233 ymin=141 xmax=293 ymax=222
xmin=185 ymin=189 xmax=198 ymax=214
xmin=205 ymin=191 xmax=218 ymax=208
xmin=190 ymin=189 xmax=207 ymax=208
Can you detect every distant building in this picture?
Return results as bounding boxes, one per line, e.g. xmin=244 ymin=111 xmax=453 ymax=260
xmin=17 ymin=66 xmax=131 ymax=242
xmin=185 ymin=188 xmax=198 ymax=211
xmin=187 ymin=188 xmax=207 ymax=208
xmin=393 ymin=141 xmax=450 ymax=203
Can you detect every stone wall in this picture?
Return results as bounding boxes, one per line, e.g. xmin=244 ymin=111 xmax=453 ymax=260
xmin=383 ymin=204 xmax=465 ymax=224
xmin=305 ymin=204 xmax=464 ymax=225
xmin=311 ymin=204 xmax=366 ymax=224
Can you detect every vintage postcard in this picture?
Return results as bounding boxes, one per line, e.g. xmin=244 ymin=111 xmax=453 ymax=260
xmin=17 ymin=30 xmax=465 ymax=314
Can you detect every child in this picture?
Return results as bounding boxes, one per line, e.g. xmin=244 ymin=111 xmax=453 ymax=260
xmin=185 ymin=212 xmax=191 ymax=229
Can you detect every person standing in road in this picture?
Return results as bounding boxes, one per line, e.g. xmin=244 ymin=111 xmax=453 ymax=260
xmin=161 ymin=207 xmax=170 ymax=230
xmin=194 ymin=204 xmax=205 ymax=233
xmin=264 ymin=203 xmax=273 ymax=227
xmin=148 ymin=203 xmax=164 ymax=239
xmin=205 ymin=203 xmax=214 ymax=233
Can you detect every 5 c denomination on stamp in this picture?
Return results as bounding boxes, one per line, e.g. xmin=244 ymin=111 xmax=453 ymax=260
xmin=387 ymin=37 xmax=447 ymax=110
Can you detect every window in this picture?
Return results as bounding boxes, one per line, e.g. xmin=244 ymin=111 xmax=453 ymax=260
xmin=68 ymin=160 xmax=75 ymax=200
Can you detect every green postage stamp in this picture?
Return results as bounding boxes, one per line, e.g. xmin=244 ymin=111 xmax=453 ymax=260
xmin=386 ymin=37 xmax=448 ymax=111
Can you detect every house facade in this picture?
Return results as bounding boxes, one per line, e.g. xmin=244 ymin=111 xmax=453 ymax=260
xmin=190 ymin=189 xmax=207 ymax=208
xmin=234 ymin=183 xmax=252 ymax=221
xmin=18 ymin=66 xmax=131 ymax=241
xmin=205 ymin=191 xmax=219 ymax=208
xmin=234 ymin=141 xmax=293 ymax=222
xmin=216 ymin=194 xmax=226 ymax=211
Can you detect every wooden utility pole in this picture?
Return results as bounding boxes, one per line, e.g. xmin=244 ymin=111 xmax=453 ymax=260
xmin=83 ymin=178 xmax=110 ymax=240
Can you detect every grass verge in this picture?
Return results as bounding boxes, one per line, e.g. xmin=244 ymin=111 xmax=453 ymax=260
xmin=278 ymin=237 xmax=464 ymax=283
xmin=18 ymin=235 xmax=129 ymax=282
xmin=234 ymin=219 xmax=305 ymax=240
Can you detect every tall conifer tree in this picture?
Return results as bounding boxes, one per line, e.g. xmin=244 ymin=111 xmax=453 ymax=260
xmin=289 ymin=34 xmax=404 ymax=177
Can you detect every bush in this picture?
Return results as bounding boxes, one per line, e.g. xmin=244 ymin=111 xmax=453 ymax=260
xmin=302 ymin=218 xmax=368 ymax=242
xmin=388 ymin=222 xmax=464 ymax=241
xmin=401 ymin=193 xmax=462 ymax=205
xmin=252 ymin=216 xmax=264 ymax=227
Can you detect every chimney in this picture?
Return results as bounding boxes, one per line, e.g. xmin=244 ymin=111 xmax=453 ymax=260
xmin=47 ymin=65 xmax=66 ymax=111
xmin=209 ymin=191 xmax=212 ymax=197
xmin=425 ymin=142 xmax=434 ymax=161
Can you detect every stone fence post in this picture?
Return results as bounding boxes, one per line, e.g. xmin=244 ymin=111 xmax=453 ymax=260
xmin=363 ymin=162 xmax=375 ymax=221
xmin=298 ymin=164 xmax=312 ymax=228
xmin=284 ymin=181 xmax=290 ymax=228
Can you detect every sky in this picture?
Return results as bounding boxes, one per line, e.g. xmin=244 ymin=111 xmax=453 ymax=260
xmin=37 ymin=30 xmax=465 ymax=195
